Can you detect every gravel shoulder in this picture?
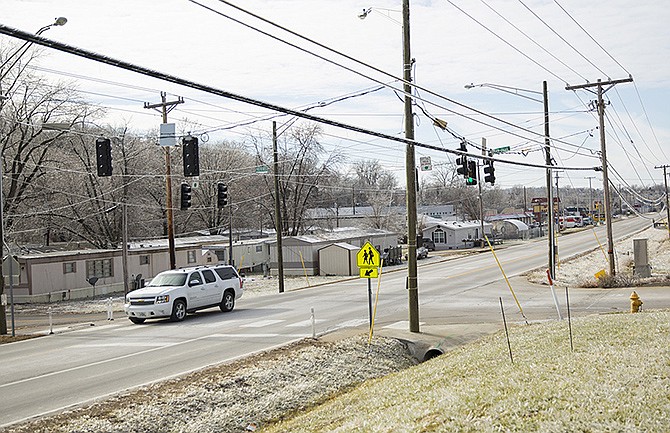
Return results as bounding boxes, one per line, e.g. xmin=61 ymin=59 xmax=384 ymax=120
xmin=2 ymin=335 xmax=416 ymax=433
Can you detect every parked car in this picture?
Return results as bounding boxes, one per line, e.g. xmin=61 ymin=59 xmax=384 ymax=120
xmin=416 ymin=246 xmax=429 ymax=260
xmin=124 ymin=265 xmax=243 ymax=324
xmin=422 ymin=239 xmax=435 ymax=251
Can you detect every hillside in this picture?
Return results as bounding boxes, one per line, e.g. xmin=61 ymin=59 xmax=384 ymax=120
xmin=264 ymin=310 xmax=670 ymax=432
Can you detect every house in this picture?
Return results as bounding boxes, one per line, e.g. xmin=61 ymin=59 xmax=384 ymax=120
xmin=267 ymin=227 xmax=398 ymax=276
xmin=9 ymin=235 xmax=228 ymax=303
xmin=421 ymin=218 xmax=493 ymax=250
xmin=9 ymin=227 xmax=399 ymax=302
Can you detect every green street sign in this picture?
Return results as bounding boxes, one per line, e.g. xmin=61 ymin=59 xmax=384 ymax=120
xmin=493 ymin=146 xmax=510 ymax=154
xmin=255 ymin=165 xmax=269 ymax=173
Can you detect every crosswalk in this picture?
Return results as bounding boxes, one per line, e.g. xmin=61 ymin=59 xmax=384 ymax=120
xmin=47 ymin=316 xmax=418 ymax=344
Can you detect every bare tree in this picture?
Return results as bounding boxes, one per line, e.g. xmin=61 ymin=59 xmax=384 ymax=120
xmin=254 ymin=122 xmax=342 ymax=236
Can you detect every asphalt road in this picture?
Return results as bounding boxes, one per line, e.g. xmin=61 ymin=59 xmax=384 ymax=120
xmin=1 ymin=216 xmax=666 ymax=428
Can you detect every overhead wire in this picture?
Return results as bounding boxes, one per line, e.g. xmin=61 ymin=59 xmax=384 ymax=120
xmin=478 ymin=0 xmax=588 ymax=82
xmin=0 ymin=24 xmax=602 ymax=174
xmin=189 ymin=0 xmax=590 ymax=150
xmin=517 ymin=0 xmax=610 ymax=79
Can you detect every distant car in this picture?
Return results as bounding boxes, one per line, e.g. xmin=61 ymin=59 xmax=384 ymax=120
xmin=422 ymin=239 xmax=435 ymax=251
xmin=124 ymin=265 xmax=243 ymax=324
xmin=416 ymin=246 xmax=429 ymax=260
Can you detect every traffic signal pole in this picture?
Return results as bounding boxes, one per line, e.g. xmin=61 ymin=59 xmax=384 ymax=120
xmin=144 ymin=92 xmax=184 ymax=270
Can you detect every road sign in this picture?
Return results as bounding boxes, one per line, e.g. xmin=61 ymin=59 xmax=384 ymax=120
xmin=255 ymin=165 xmax=269 ymax=173
xmin=419 ymin=156 xmax=432 ymax=171
xmin=2 ymin=255 xmax=19 ymax=277
xmin=360 ymin=268 xmax=379 ymax=278
xmin=357 ymin=242 xmax=380 ymax=268
xmin=492 ymin=146 xmax=510 ymax=154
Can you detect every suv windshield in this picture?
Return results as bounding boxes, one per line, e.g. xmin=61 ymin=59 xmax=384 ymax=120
xmin=147 ymin=273 xmax=187 ymax=287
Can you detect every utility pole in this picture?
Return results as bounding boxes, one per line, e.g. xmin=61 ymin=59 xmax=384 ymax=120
xmin=228 ymin=202 xmax=234 ymax=266
xmin=403 ymin=0 xmax=419 ymax=333
xmin=585 ymin=176 xmax=596 ymax=222
xmin=566 ymin=76 xmax=633 ymax=276
xmin=478 ymin=138 xmax=486 ymax=242
xmin=655 ymin=165 xmax=670 ymax=239
xmin=272 ymin=122 xmax=285 ymax=294
xmin=543 ymin=81 xmax=556 ymax=280
xmin=144 ymin=92 xmax=184 ymax=270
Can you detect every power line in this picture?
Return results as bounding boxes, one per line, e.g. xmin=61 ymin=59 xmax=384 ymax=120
xmin=0 ymin=24 xmax=599 ymax=175
xmin=445 ymin=0 xmax=568 ymax=84
xmin=517 ymin=0 xmax=609 ymax=78
xmin=552 ymin=0 xmax=630 ymax=76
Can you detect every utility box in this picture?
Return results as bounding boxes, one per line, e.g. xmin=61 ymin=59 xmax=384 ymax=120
xmin=633 ymin=238 xmax=651 ymax=278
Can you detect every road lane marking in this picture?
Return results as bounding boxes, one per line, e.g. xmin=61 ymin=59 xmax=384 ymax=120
xmin=240 ymin=319 xmax=285 ymax=328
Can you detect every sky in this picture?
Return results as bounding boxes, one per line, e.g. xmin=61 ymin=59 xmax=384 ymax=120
xmin=1 ymin=0 xmax=669 ymax=196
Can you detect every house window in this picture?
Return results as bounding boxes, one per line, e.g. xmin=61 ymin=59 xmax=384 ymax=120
xmin=187 ymin=250 xmax=197 ymax=264
xmin=139 ymin=255 xmax=150 ymax=265
xmin=206 ymin=255 xmax=213 ymax=263
xmin=86 ymin=259 xmax=112 ymax=279
xmin=63 ymin=262 xmax=76 ymax=274
xmin=256 ymin=245 xmax=263 ymax=252
xmin=433 ymin=229 xmax=445 ymax=244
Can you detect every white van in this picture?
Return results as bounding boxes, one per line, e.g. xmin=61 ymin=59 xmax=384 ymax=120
xmin=124 ymin=265 xmax=243 ymax=324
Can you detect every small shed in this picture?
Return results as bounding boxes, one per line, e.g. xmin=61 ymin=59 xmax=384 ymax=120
xmin=492 ymin=219 xmax=530 ymax=239
xmin=318 ymin=242 xmax=359 ymax=276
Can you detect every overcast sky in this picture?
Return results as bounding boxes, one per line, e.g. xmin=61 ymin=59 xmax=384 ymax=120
xmin=1 ymin=0 xmax=669 ymax=194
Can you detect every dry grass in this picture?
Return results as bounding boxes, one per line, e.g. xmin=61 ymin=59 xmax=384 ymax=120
xmin=265 ymin=311 xmax=670 ymax=432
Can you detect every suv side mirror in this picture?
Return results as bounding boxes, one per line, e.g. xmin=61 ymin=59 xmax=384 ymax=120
xmin=189 ymin=279 xmax=201 ymax=287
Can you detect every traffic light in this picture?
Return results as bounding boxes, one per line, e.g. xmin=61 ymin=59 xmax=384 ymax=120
xmin=456 ymin=141 xmax=468 ymax=178
xmin=182 ymin=135 xmax=200 ymax=177
xmin=466 ymin=160 xmax=477 ymax=186
xmin=180 ymin=183 xmax=192 ymax=210
xmin=484 ymin=159 xmax=495 ymax=185
xmin=95 ymin=137 xmax=112 ymax=177
xmin=217 ymin=183 xmax=228 ymax=208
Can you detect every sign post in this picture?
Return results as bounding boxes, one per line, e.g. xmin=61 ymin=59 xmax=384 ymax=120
xmin=2 ymin=255 xmax=19 ymax=337
xmin=357 ymin=242 xmax=380 ymax=329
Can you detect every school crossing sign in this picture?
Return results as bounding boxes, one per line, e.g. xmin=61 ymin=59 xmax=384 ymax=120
xmin=357 ymin=242 xmax=380 ymax=279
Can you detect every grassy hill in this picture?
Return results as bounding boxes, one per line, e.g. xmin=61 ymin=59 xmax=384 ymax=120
xmin=265 ymin=310 xmax=670 ymax=432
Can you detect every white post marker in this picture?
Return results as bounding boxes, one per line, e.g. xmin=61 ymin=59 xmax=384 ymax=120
xmin=546 ymin=269 xmax=562 ymax=320
xmin=106 ymin=297 xmax=114 ymax=321
xmin=48 ymin=306 xmax=54 ymax=335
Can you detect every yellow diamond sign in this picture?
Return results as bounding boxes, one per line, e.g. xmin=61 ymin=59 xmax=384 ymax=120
xmin=357 ymin=242 xmax=380 ymax=268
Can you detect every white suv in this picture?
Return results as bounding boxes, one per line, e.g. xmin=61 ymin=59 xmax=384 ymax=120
xmin=124 ymin=265 xmax=243 ymax=324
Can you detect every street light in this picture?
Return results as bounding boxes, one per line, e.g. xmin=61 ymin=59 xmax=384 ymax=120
xmin=0 ymin=17 xmax=68 ymax=85
xmin=360 ymin=1 xmax=420 ymax=333
xmin=0 ymin=17 xmax=67 ymax=335
xmin=465 ymin=81 xmax=556 ymax=280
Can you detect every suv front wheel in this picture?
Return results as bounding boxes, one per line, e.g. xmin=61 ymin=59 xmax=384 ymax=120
xmin=170 ymin=299 xmax=187 ymax=322
xmin=220 ymin=290 xmax=235 ymax=312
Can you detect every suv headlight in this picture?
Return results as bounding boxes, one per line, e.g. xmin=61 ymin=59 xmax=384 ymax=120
xmin=156 ymin=295 xmax=170 ymax=304
xmin=125 ymin=295 xmax=131 ymax=304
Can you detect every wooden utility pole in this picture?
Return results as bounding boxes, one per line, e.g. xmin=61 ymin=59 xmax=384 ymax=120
xmin=272 ymin=122 xmax=285 ymax=293
xmin=543 ymin=81 xmax=556 ymax=280
xmin=144 ymin=92 xmax=184 ymax=270
xmin=403 ymin=0 xmax=419 ymax=333
xmin=566 ymin=77 xmax=633 ymax=276
xmin=655 ymin=165 xmax=670 ymax=239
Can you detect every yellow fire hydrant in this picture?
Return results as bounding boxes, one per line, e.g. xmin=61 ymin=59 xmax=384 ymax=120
xmin=630 ymin=291 xmax=643 ymax=313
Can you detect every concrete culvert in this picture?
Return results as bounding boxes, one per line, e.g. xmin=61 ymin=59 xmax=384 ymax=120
xmin=422 ymin=347 xmax=444 ymax=362
xmin=401 ymin=339 xmax=445 ymax=363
